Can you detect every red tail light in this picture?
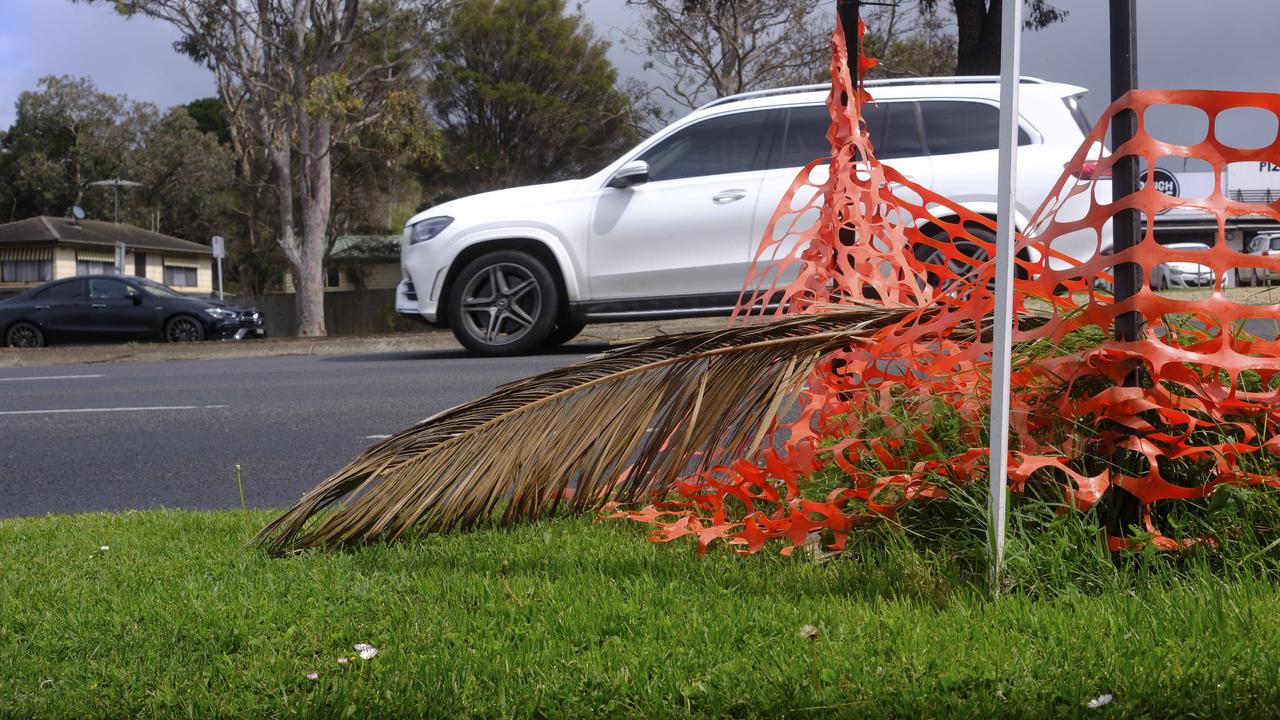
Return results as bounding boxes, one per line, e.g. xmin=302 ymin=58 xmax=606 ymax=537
xmin=1069 ymin=160 xmax=1112 ymax=181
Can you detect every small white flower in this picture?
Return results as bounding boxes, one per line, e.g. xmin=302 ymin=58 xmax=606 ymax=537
xmin=99 ymin=546 xmax=110 ymax=551
xmin=1086 ymin=694 xmax=1113 ymax=709
xmin=798 ymin=625 xmax=820 ymax=640
xmin=306 ymin=672 xmax=318 ymax=680
xmin=355 ymin=643 xmax=378 ymax=660
xmin=337 ymin=657 xmax=349 ymax=665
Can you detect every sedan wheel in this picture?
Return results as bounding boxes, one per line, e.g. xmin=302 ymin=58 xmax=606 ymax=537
xmin=4 ymin=321 xmax=45 ymax=348
xmin=165 ymin=315 xmax=206 ymax=343
xmin=448 ymin=251 xmax=557 ymax=356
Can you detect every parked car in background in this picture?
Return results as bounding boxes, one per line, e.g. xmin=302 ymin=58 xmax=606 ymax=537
xmin=1149 ymin=242 xmax=1236 ymax=290
xmin=0 ymin=275 xmax=265 ymax=348
xmin=399 ymin=76 xmax=1113 ymax=355
xmin=1241 ymin=232 xmax=1280 ymax=286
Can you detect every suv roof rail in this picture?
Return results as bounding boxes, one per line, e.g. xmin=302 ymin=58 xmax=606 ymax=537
xmin=698 ymin=76 xmax=1055 ymax=111
xmin=698 ymin=84 xmax=830 ymax=111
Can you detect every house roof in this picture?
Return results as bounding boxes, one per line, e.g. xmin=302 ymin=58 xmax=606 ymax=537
xmin=0 ymin=217 xmax=213 ymax=256
xmin=331 ymin=234 xmax=399 ymax=260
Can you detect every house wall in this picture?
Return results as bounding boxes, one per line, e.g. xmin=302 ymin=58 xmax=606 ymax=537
xmin=196 ymin=257 xmax=213 ymax=295
xmin=54 ymin=246 xmax=76 ymax=279
xmin=146 ymin=253 xmax=164 ymax=283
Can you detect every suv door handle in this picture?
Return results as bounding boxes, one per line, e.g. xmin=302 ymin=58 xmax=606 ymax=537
xmin=91 ymin=303 xmax=108 ymax=309
xmin=34 ymin=304 xmax=51 ymax=310
xmin=712 ymin=189 xmax=748 ymax=204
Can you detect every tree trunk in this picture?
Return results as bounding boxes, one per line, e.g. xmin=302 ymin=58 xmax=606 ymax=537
xmin=292 ymin=257 xmax=327 ymax=336
xmin=295 ymin=117 xmax=333 ymax=337
xmin=954 ymin=0 xmax=1002 ymax=75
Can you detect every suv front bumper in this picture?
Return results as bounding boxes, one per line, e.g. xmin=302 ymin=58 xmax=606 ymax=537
xmin=396 ymin=278 xmax=441 ymax=325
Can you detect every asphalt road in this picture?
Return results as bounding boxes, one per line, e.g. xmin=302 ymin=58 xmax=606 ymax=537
xmin=0 ymin=345 xmax=606 ymax=518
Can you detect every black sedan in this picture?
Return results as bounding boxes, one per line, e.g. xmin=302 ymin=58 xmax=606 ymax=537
xmin=0 ymin=275 xmax=265 ymax=348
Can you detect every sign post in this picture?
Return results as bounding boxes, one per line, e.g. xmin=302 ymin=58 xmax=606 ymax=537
xmin=987 ymin=0 xmax=1023 ymax=594
xmin=114 ymin=241 xmax=126 ymax=276
xmin=212 ymin=235 xmax=226 ymax=302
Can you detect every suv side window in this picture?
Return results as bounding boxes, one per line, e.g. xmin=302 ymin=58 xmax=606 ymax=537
xmin=865 ymin=102 xmax=926 ymax=159
xmin=771 ymin=105 xmax=832 ymax=169
xmin=769 ymin=102 xmax=927 ymax=169
xmin=639 ymin=110 xmax=771 ymax=181
xmin=34 ymin=280 xmax=85 ymax=301
xmin=919 ymin=100 xmax=1031 ymax=156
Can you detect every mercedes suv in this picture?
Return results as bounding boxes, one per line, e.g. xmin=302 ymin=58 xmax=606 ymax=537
xmin=398 ymin=76 xmax=1112 ymax=355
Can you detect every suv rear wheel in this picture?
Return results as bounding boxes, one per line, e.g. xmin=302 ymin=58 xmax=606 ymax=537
xmin=448 ymin=250 xmax=558 ymax=356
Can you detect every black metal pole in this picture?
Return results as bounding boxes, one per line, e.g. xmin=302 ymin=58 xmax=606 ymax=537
xmin=838 ymin=0 xmax=861 ymax=95
xmin=1109 ymin=0 xmax=1143 ymax=536
xmin=1110 ymin=0 xmax=1141 ymax=342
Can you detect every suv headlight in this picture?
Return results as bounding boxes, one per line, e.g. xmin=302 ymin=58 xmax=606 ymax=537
xmin=204 ymin=307 xmax=238 ymax=320
xmin=408 ymin=216 xmax=453 ymax=245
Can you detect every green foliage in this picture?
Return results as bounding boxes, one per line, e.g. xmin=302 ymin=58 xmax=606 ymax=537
xmin=184 ymin=97 xmax=231 ymax=144
xmin=864 ymin=10 xmax=958 ymax=79
xmin=0 ymin=75 xmax=148 ymax=221
xmin=0 ymin=76 xmax=235 ymax=242
xmin=3 ymin=510 xmax=1280 ymax=718
xmin=430 ymin=0 xmax=638 ymax=193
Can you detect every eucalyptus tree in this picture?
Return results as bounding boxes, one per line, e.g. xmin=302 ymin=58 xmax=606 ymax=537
xmin=430 ymin=0 xmax=637 ymax=193
xmin=919 ymin=0 xmax=1066 ymax=74
xmin=94 ymin=0 xmax=440 ymax=336
xmin=626 ymin=0 xmax=829 ymax=108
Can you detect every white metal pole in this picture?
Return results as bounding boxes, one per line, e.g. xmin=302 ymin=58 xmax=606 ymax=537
xmin=217 ymin=257 xmax=224 ymax=302
xmin=988 ymin=0 xmax=1023 ymax=593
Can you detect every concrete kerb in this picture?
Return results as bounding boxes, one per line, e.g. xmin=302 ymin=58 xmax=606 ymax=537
xmin=0 ymin=318 xmax=731 ymax=369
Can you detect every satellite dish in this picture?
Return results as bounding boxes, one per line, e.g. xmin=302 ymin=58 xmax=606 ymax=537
xmin=72 ymin=206 xmax=86 ymax=221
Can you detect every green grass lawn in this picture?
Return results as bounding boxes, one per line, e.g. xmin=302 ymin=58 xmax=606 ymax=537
xmin=2 ymin=509 xmax=1280 ymax=719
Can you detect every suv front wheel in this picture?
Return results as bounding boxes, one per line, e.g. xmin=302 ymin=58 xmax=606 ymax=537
xmin=448 ymin=250 xmax=559 ymax=356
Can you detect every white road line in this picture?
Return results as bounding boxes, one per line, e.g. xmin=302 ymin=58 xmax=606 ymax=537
xmin=0 ymin=404 xmax=228 ymax=416
xmin=364 ymin=434 xmax=392 ymax=440
xmin=0 ymin=374 xmax=106 ymax=382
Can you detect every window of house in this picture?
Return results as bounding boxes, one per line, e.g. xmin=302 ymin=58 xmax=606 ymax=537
xmin=76 ymin=260 xmax=114 ymax=275
xmin=638 ymin=109 xmax=773 ymax=181
xmin=1 ymin=260 xmax=52 ymax=283
xmin=134 ymin=252 xmax=147 ymax=278
xmin=164 ymin=266 xmax=199 ymax=287
xmin=325 ymin=267 xmax=342 ymax=288
xmin=918 ymin=100 xmax=1032 ymax=156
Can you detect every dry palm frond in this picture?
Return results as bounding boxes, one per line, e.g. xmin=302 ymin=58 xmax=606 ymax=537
xmin=255 ymin=304 xmax=1031 ymax=554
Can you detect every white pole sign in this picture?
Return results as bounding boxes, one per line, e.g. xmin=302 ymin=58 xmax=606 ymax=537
xmin=988 ymin=0 xmax=1023 ymax=593
xmin=114 ymin=241 xmax=126 ymax=275
xmin=212 ymin=235 xmax=225 ymax=301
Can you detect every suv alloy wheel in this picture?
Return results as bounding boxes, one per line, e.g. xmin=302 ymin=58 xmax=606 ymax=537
xmin=447 ymin=250 xmax=559 ymax=355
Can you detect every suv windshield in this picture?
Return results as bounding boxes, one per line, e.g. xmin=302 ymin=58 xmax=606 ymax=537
xmin=135 ymin=277 xmax=186 ymax=298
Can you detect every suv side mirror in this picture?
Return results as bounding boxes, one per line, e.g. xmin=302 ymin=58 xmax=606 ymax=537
xmin=125 ymin=289 xmax=144 ymax=305
xmin=607 ymin=160 xmax=649 ymax=189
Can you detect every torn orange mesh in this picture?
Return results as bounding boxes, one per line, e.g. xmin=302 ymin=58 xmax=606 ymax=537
xmin=614 ymin=18 xmax=1280 ymax=554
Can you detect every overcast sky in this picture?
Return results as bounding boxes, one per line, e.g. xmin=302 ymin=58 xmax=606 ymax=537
xmin=1 ymin=0 xmax=1277 ymax=140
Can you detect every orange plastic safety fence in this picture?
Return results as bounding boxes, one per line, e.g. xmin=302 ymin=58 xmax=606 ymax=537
xmin=614 ymin=17 xmax=1280 ymax=555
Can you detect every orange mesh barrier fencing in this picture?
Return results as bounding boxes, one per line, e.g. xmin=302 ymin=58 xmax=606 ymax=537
xmin=614 ymin=18 xmax=1280 ymax=554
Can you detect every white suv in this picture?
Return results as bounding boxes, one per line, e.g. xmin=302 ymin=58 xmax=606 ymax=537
xmin=398 ymin=76 xmax=1111 ymax=355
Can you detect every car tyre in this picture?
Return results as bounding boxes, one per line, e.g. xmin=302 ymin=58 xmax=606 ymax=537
xmin=165 ymin=314 xmax=206 ymax=343
xmin=4 ymin=321 xmax=46 ymax=348
xmin=542 ymin=318 xmax=587 ymax=349
xmin=448 ymin=250 xmax=558 ymax=356
xmin=912 ymin=225 xmax=1014 ymax=290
